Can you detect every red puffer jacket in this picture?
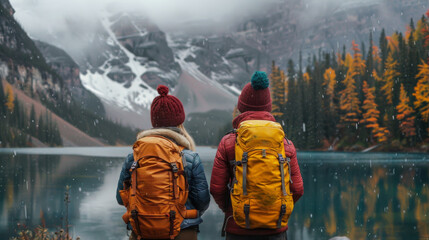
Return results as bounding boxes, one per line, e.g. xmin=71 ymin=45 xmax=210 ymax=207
xmin=210 ymin=111 xmax=304 ymax=236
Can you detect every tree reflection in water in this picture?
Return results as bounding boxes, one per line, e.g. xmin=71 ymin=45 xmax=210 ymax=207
xmin=291 ymin=160 xmax=428 ymax=240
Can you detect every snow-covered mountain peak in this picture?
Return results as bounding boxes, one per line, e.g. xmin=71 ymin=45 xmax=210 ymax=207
xmin=80 ymin=13 xmax=181 ymax=115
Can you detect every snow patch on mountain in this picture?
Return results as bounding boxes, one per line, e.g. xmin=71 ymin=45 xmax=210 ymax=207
xmin=79 ymin=14 xmax=161 ymax=114
xmin=167 ymin=34 xmax=241 ymax=97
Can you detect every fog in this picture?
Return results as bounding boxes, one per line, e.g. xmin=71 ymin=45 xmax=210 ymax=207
xmin=11 ymin=0 xmax=275 ymax=35
xmin=11 ymin=0 xmax=391 ymax=39
xmin=9 ymin=0 xmax=427 ymax=66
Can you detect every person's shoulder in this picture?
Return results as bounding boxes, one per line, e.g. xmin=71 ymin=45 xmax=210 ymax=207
xmin=219 ymin=131 xmax=236 ymax=145
xmin=120 ymin=153 xmax=133 ymax=170
xmin=283 ymin=138 xmax=297 ymax=157
xmin=182 ymin=149 xmax=197 ymax=157
xmin=182 ymin=149 xmax=200 ymax=165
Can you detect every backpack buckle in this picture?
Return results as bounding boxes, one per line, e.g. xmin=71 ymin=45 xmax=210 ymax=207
xmin=130 ymin=162 xmax=138 ymax=170
xmin=278 ymin=154 xmax=285 ymax=163
xmin=281 ymin=204 xmax=286 ymax=215
xmin=170 ymin=210 xmax=176 ymax=220
xmin=242 ymin=152 xmax=248 ymax=163
xmin=170 ymin=163 xmax=178 ymax=173
xmin=131 ymin=210 xmax=138 ymax=218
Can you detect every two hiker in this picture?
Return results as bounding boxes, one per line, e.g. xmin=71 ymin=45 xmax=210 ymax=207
xmin=116 ymin=71 xmax=304 ymax=240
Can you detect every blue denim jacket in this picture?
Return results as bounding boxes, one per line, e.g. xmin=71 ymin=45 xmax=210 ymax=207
xmin=116 ymin=150 xmax=210 ymax=229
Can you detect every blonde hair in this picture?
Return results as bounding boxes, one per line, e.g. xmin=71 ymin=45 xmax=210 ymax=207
xmin=177 ymin=124 xmax=196 ymax=151
xmin=232 ymin=105 xmax=241 ymax=119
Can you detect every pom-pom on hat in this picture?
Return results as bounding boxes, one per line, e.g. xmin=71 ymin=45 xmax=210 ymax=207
xmin=237 ymin=71 xmax=272 ymax=113
xmin=150 ymin=85 xmax=185 ymax=128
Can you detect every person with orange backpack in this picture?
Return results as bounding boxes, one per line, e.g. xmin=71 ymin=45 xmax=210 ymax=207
xmin=210 ymin=71 xmax=304 ymax=240
xmin=116 ymin=85 xmax=210 ymax=240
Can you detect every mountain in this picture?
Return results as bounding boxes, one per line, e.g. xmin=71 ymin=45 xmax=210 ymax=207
xmin=0 ymin=0 xmax=136 ymax=147
xmin=77 ymin=13 xmax=179 ymax=117
xmin=58 ymin=13 xmax=243 ymax=128
xmin=34 ymin=40 xmax=105 ymax=115
xmin=231 ymin=0 xmax=429 ymax=67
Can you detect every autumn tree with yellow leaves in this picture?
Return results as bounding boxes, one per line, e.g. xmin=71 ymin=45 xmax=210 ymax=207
xmin=339 ymin=65 xmax=360 ymax=130
xmin=323 ymin=67 xmax=336 ymax=110
xmin=5 ymin=83 xmax=14 ymax=112
xmin=381 ymin=52 xmax=400 ymax=104
xmin=414 ymin=60 xmax=429 ymax=135
xmin=360 ymin=81 xmax=379 ymax=140
xmin=360 ymin=81 xmax=389 ymax=143
xmin=270 ymin=61 xmax=287 ymax=120
xmin=397 ymin=84 xmax=416 ymax=142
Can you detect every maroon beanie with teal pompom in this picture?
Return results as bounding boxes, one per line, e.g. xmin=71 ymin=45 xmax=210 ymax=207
xmin=237 ymin=71 xmax=272 ymax=113
xmin=150 ymin=85 xmax=185 ymax=128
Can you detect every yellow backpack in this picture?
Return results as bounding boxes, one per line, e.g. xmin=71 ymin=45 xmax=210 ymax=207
xmin=231 ymin=120 xmax=294 ymax=229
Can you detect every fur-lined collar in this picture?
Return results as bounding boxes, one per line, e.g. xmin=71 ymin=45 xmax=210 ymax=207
xmin=136 ymin=127 xmax=191 ymax=149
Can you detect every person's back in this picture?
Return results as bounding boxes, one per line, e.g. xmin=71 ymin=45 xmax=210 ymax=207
xmin=210 ymin=72 xmax=304 ymax=240
xmin=116 ymin=85 xmax=210 ymax=240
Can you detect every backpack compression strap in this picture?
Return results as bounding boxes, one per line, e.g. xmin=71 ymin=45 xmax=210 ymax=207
xmin=130 ymin=160 xmax=143 ymax=239
xmin=277 ymin=153 xmax=289 ymax=228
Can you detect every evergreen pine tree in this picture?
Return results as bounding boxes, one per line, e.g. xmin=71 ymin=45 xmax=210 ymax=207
xmin=379 ymin=28 xmax=389 ymax=72
xmin=53 ymin=121 xmax=62 ymax=146
xmin=38 ymin=113 xmax=45 ymax=143
xmin=46 ymin=111 xmax=52 ymax=145
xmin=365 ymin=32 xmax=375 ymax=87
xmin=12 ymin=95 xmax=19 ymax=126
xmin=0 ymin=81 xmax=5 ymax=115
xmin=351 ymin=40 xmax=366 ymax=103
xmin=294 ymin=55 xmax=305 ymax=148
xmin=285 ymin=59 xmax=296 ymax=136
xmin=397 ymin=33 xmax=407 ymax=107
xmin=29 ymin=105 xmax=36 ymax=136
xmin=406 ymin=31 xmax=419 ymax=100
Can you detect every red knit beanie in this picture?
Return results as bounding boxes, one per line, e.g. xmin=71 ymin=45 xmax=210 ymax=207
xmin=150 ymin=85 xmax=185 ymax=128
xmin=237 ymin=71 xmax=272 ymax=113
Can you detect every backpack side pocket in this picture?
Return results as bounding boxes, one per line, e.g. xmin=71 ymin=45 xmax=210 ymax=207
xmin=120 ymin=179 xmax=131 ymax=207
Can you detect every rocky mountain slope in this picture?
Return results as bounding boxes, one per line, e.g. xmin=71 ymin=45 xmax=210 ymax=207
xmin=61 ymin=13 xmax=246 ymax=127
xmin=0 ymin=0 xmax=136 ymax=146
xmin=231 ymin=0 xmax=429 ymax=67
xmin=2 ymin=80 xmax=104 ymax=146
xmin=34 ymin=40 xmax=104 ymax=115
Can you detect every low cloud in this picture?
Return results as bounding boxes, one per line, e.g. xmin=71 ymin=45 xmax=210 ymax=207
xmin=11 ymin=0 xmax=276 ymax=36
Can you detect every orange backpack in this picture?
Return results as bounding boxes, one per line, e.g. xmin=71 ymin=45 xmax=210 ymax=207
xmin=119 ymin=135 xmax=197 ymax=239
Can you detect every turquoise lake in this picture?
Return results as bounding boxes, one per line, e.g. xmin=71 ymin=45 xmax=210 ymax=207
xmin=0 ymin=147 xmax=428 ymax=240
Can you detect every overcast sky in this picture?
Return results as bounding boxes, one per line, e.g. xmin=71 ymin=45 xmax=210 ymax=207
xmin=10 ymin=0 xmax=277 ymax=35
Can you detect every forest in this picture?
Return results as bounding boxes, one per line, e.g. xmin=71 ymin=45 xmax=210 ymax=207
xmin=0 ymin=82 xmax=62 ymax=147
xmin=269 ymin=11 xmax=429 ymax=151
xmin=0 ymin=80 xmax=136 ymax=147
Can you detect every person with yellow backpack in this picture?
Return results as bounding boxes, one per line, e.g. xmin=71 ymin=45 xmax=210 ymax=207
xmin=116 ymin=85 xmax=210 ymax=240
xmin=210 ymin=71 xmax=304 ymax=240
